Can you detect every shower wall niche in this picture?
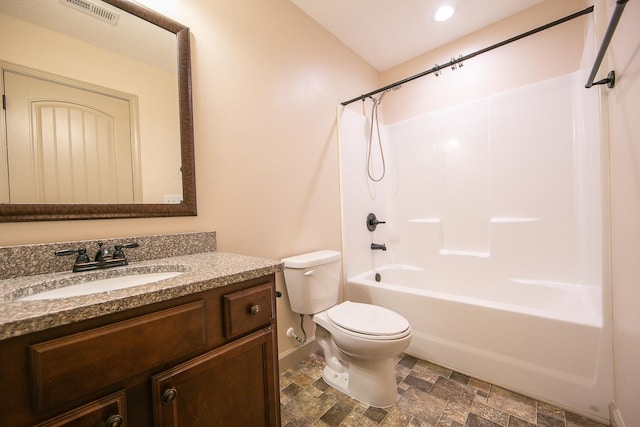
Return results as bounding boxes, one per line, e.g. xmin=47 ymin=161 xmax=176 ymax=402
xmin=340 ymin=71 xmax=606 ymax=295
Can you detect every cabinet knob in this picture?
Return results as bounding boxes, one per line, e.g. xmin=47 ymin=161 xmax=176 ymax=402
xmin=250 ymin=304 xmax=262 ymax=316
xmin=161 ymin=388 xmax=178 ymax=404
xmin=104 ymin=414 xmax=123 ymax=427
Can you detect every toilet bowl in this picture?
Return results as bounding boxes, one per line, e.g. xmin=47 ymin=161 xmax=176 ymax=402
xmin=313 ymin=301 xmax=411 ymax=407
xmin=314 ymin=301 xmax=411 ymax=357
xmin=282 ymin=250 xmax=412 ymax=407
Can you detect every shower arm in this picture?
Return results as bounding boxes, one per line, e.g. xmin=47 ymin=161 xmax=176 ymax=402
xmin=341 ymin=5 xmax=595 ymax=106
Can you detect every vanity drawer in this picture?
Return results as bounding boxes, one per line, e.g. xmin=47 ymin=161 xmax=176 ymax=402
xmin=223 ymin=282 xmax=273 ymax=339
xmin=30 ymin=301 xmax=207 ymax=412
xmin=35 ymin=390 xmax=126 ymax=427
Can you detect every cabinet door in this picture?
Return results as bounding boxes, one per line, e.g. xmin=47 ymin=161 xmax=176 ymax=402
xmin=152 ymin=328 xmax=279 ymax=427
xmin=35 ymin=390 xmax=126 ymax=427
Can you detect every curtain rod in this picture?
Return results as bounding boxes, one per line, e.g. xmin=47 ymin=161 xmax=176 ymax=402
xmin=341 ymin=5 xmax=594 ymax=106
xmin=585 ymin=0 xmax=628 ymax=89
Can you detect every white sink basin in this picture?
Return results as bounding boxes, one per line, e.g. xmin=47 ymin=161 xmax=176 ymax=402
xmin=19 ymin=271 xmax=183 ymax=301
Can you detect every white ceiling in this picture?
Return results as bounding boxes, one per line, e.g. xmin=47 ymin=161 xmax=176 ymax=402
xmin=0 ymin=0 xmax=176 ymax=72
xmin=290 ymin=0 xmax=544 ymax=71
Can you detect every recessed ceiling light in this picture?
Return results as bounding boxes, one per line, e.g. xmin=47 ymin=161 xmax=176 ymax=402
xmin=434 ymin=4 xmax=456 ymax=22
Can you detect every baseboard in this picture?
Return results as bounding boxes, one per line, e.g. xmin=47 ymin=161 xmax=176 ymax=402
xmin=278 ymin=337 xmax=318 ymax=374
xmin=609 ymin=402 xmax=625 ymax=427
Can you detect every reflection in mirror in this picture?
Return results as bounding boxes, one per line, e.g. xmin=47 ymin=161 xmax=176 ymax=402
xmin=0 ymin=0 xmax=196 ymax=221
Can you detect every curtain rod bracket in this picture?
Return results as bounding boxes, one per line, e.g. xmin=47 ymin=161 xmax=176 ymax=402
xmin=587 ymin=70 xmax=616 ymax=89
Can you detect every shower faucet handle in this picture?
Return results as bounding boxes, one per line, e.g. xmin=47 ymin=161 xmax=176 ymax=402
xmin=366 ymin=213 xmax=386 ymax=232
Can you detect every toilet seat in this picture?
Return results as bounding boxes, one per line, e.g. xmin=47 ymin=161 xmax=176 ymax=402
xmin=326 ymin=301 xmax=410 ymax=340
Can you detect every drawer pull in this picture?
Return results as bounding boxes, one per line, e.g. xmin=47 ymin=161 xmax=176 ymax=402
xmin=250 ymin=304 xmax=262 ymax=316
xmin=161 ymin=388 xmax=178 ymax=404
xmin=104 ymin=415 xmax=123 ymax=427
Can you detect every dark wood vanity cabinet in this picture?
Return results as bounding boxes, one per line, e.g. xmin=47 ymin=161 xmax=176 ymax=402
xmin=0 ymin=275 xmax=280 ymax=427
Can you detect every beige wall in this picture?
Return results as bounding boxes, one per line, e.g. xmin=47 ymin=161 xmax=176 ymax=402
xmin=605 ymin=0 xmax=640 ymax=425
xmin=0 ymin=0 xmax=378 ymax=357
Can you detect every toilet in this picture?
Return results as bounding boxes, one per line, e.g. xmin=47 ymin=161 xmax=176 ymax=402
xmin=282 ymin=250 xmax=412 ymax=407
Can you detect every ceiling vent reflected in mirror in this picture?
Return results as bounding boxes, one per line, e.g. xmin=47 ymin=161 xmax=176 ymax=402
xmin=59 ymin=0 xmax=120 ymax=25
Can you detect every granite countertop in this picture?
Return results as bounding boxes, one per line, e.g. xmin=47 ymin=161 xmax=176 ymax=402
xmin=0 ymin=251 xmax=283 ymax=341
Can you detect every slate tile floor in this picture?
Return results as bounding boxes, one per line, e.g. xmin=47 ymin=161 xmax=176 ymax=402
xmin=280 ymin=352 xmax=607 ymax=427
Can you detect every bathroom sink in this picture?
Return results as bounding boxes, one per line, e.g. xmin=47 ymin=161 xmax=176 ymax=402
xmin=19 ymin=271 xmax=183 ymax=301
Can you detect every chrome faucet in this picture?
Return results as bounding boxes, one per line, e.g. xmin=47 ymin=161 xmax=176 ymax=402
xmin=371 ymin=243 xmax=387 ymax=251
xmin=56 ymin=241 xmax=139 ymax=272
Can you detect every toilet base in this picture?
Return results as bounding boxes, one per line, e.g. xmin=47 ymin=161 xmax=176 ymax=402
xmin=321 ymin=357 xmax=399 ymax=408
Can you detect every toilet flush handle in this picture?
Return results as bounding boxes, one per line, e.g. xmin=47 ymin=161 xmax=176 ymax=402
xmin=304 ymin=270 xmax=315 ymax=276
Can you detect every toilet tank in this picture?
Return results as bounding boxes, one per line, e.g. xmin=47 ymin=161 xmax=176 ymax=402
xmin=282 ymin=250 xmax=341 ymax=315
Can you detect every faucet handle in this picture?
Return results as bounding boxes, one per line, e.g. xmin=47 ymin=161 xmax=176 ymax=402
xmin=55 ymin=248 xmax=79 ymax=256
xmin=366 ymin=213 xmax=386 ymax=231
xmin=55 ymin=247 xmax=90 ymax=264
xmin=76 ymin=248 xmax=90 ymax=263
xmin=113 ymin=242 xmax=139 ymax=259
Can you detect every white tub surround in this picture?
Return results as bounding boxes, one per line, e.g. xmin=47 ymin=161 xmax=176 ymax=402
xmin=338 ymin=72 xmax=612 ymax=423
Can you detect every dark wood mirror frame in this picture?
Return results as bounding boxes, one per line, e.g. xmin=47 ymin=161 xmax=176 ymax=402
xmin=0 ymin=0 xmax=196 ymax=222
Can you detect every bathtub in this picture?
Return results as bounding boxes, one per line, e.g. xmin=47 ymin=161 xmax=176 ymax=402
xmin=345 ymin=264 xmax=611 ymax=421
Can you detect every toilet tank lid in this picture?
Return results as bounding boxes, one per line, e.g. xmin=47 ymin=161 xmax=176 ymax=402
xmin=282 ymin=250 xmax=341 ymax=268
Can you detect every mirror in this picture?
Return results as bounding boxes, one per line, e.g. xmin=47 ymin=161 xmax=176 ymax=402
xmin=0 ymin=0 xmax=196 ymax=221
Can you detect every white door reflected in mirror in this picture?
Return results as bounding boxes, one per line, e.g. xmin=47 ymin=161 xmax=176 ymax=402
xmin=2 ymin=70 xmax=141 ymax=204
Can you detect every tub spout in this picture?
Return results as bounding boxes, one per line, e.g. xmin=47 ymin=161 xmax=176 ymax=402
xmin=371 ymin=243 xmax=387 ymax=251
